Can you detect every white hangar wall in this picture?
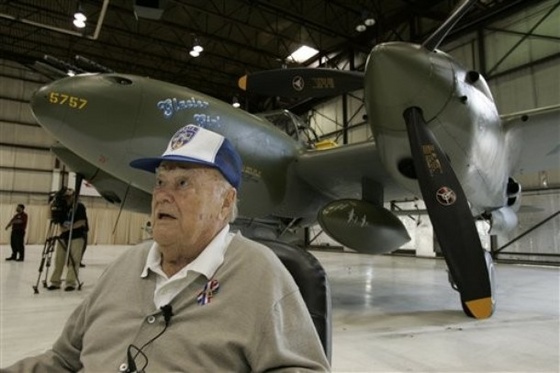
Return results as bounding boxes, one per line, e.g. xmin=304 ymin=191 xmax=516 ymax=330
xmin=308 ymin=0 xmax=560 ymax=263
xmin=0 ymin=60 xmax=150 ymax=246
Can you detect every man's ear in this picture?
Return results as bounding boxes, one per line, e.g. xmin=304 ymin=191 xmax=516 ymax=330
xmin=220 ymin=187 xmax=236 ymax=218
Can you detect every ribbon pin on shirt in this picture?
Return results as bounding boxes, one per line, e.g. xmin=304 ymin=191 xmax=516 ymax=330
xmin=197 ymin=279 xmax=220 ymax=305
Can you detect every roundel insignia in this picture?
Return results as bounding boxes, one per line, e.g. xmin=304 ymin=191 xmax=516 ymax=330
xmin=292 ymin=75 xmax=305 ymax=92
xmin=170 ymin=124 xmax=199 ymax=150
xmin=436 ymin=186 xmax=457 ymax=206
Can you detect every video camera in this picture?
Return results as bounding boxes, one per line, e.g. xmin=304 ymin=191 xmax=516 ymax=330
xmin=49 ymin=187 xmax=71 ymax=224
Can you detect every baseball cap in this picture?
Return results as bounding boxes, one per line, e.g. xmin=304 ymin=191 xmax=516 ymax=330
xmin=130 ymin=124 xmax=242 ymax=189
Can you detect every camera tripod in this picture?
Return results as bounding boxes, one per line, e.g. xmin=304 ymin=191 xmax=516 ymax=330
xmin=33 ymin=220 xmax=83 ymax=294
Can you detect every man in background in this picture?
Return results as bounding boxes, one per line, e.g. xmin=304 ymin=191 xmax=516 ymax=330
xmin=47 ymin=190 xmax=88 ymax=291
xmin=4 ymin=204 xmax=28 ymax=262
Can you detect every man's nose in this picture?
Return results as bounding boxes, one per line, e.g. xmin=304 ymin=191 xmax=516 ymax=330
xmin=153 ymin=187 xmax=174 ymax=202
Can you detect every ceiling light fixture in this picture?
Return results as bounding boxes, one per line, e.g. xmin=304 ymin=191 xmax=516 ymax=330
xmin=364 ymin=17 xmax=376 ymax=27
xmin=73 ymin=2 xmax=87 ymax=29
xmin=232 ymin=96 xmax=240 ymax=108
xmin=193 ymin=42 xmax=203 ymax=53
xmin=288 ymin=45 xmax=319 ymax=64
xmin=355 ymin=24 xmax=366 ymax=32
xmin=355 ymin=11 xmax=375 ymax=32
xmin=189 ymin=36 xmax=203 ymax=57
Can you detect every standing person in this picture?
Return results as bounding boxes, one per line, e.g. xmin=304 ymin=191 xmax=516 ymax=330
xmin=46 ymin=189 xmax=88 ymax=292
xmin=4 ymin=124 xmax=329 ymax=372
xmin=4 ymin=204 xmax=28 ymax=262
xmin=79 ymin=217 xmax=89 ymax=268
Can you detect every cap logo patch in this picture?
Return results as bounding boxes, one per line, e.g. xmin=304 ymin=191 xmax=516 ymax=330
xmin=170 ymin=125 xmax=199 ymax=150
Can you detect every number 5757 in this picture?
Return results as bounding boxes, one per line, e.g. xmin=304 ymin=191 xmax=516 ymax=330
xmin=48 ymin=92 xmax=88 ymax=109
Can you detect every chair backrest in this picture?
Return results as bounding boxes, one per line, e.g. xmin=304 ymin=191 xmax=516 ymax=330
xmin=255 ymin=238 xmax=332 ymax=362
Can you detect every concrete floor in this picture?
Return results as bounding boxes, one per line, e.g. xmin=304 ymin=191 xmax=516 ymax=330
xmin=0 ymin=244 xmax=558 ymax=372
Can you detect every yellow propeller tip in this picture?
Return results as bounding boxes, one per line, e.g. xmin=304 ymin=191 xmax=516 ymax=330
xmin=465 ymin=297 xmax=494 ymax=319
xmin=238 ymin=75 xmax=247 ymax=90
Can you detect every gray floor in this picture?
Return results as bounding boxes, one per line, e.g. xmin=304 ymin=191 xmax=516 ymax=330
xmin=0 ymin=244 xmax=558 ymax=372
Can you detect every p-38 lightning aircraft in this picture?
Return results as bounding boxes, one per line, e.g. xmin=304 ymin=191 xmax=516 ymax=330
xmin=30 ymin=0 xmax=559 ymax=319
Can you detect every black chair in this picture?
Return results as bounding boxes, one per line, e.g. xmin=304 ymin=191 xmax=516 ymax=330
xmin=256 ymin=238 xmax=332 ymax=362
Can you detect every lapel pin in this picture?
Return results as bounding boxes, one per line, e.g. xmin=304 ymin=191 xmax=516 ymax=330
xmin=197 ymin=279 xmax=220 ymax=305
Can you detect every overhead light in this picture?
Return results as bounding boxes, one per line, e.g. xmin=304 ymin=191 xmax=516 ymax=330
xmin=73 ymin=18 xmax=86 ymax=28
xmin=193 ymin=43 xmax=203 ymax=53
xmin=232 ymin=96 xmax=240 ymax=108
xmin=288 ymin=45 xmax=319 ymax=64
xmin=355 ymin=24 xmax=366 ymax=32
xmin=74 ymin=11 xmax=87 ymax=22
xmin=73 ymin=2 xmax=87 ymax=29
xmin=355 ymin=11 xmax=375 ymax=32
xmin=364 ymin=18 xmax=376 ymax=27
xmin=189 ymin=36 xmax=203 ymax=57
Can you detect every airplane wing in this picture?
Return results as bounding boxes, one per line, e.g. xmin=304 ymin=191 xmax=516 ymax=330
xmin=504 ymin=104 xmax=560 ymax=175
xmin=291 ymin=141 xmax=413 ymax=255
xmin=295 ymin=141 xmax=411 ymax=201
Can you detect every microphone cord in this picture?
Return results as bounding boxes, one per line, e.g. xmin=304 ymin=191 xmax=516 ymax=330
xmin=126 ymin=305 xmax=174 ymax=372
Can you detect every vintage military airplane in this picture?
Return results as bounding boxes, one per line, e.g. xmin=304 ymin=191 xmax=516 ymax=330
xmin=29 ymin=0 xmax=559 ymax=318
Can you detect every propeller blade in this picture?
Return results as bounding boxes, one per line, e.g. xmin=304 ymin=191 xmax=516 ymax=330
xmin=403 ymin=107 xmax=494 ymax=319
xmin=239 ymin=68 xmax=364 ymax=98
xmin=422 ymin=0 xmax=476 ymax=51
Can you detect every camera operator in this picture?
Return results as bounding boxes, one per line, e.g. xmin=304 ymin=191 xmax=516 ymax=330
xmin=47 ymin=189 xmax=88 ymax=292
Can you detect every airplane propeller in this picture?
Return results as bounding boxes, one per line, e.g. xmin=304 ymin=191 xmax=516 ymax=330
xmin=403 ymin=107 xmax=493 ymax=318
xmin=402 ymin=0 xmax=494 ymax=318
xmin=239 ymin=68 xmax=364 ymax=98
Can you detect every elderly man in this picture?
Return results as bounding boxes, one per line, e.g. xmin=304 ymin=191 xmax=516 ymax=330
xmin=4 ymin=124 xmax=329 ymax=372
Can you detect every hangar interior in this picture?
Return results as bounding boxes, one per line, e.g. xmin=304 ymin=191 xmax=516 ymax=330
xmin=0 ymin=0 xmax=559 ymax=371
xmin=0 ymin=0 xmax=558 ymax=263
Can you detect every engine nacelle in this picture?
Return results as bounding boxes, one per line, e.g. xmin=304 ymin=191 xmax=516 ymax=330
xmin=317 ymin=199 xmax=410 ymax=254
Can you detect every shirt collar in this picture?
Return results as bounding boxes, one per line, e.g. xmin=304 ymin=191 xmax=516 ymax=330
xmin=141 ymin=224 xmax=231 ymax=280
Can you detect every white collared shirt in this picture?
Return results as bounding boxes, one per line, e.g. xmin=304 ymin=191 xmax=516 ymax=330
xmin=141 ymin=225 xmax=234 ymax=308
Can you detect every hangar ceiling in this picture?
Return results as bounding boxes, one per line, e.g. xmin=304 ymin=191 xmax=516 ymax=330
xmin=0 ymin=0 xmax=549 ymax=112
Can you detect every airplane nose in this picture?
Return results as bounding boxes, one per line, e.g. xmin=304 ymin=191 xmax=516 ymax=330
xmin=31 ymin=74 xmax=141 ymax=150
xmin=364 ymin=42 xmax=454 ymax=133
xmin=30 ymin=78 xmax=72 ymax=136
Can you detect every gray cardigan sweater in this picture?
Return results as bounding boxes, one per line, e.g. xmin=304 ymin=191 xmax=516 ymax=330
xmin=4 ymin=234 xmax=329 ymax=372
